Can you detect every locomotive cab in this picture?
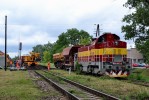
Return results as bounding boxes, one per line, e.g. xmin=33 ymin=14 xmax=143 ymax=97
xmin=78 ymin=32 xmax=132 ymax=77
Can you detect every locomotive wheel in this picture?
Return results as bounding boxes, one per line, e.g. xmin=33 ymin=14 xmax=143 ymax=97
xmin=31 ymin=63 xmax=35 ymax=66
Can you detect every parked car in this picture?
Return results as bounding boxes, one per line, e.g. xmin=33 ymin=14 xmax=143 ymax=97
xmin=132 ymin=63 xmax=139 ymax=67
xmin=133 ymin=63 xmax=147 ymax=67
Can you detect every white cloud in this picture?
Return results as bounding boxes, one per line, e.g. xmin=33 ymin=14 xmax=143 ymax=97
xmin=0 ymin=31 xmax=56 ymax=46
xmin=0 ymin=0 xmax=133 ymax=58
xmin=8 ymin=49 xmax=32 ymax=58
xmin=126 ymin=40 xmax=136 ymax=49
xmin=20 ymin=31 xmax=57 ymax=45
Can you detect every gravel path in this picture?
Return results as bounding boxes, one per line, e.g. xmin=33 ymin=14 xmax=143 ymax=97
xmin=28 ymin=70 xmax=67 ymax=100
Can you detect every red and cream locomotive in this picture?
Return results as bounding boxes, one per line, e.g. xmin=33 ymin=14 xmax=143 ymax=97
xmin=77 ymin=32 xmax=131 ymax=77
xmin=53 ymin=32 xmax=131 ymax=77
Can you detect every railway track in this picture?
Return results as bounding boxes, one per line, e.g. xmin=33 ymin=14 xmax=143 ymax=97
xmin=28 ymin=65 xmax=149 ymax=99
xmin=36 ymin=70 xmax=119 ymax=100
xmin=115 ymin=77 xmax=149 ymax=87
xmin=124 ymin=79 xmax=149 ymax=87
xmin=37 ymin=65 xmax=149 ymax=87
xmin=26 ymin=64 xmax=56 ymax=70
xmin=44 ymin=68 xmax=149 ymax=86
xmin=28 ymin=70 xmax=67 ymax=100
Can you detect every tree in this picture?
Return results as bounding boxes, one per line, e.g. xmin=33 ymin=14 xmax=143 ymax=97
xmin=32 ymin=42 xmax=54 ymax=61
xmin=52 ymin=28 xmax=91 ymax=53
xmin=66 ymin=29 xmax=91 ymax=45
xmin=79 ymin=36 xmax=91 ymax=45
xmin=32 ymin=28 xmax=91 ymax=63
xmin=43 ymin=51 xmax=50 ymax=63
xmin=12 ymin=56 xmax=19 ymax=62
xmin=122 ymin=0 xmax=149 ymax=63
xmin=43 ymin=42 xmax=53 ymax=51
xmin=32 ymin=44 xmax=44 ymax=59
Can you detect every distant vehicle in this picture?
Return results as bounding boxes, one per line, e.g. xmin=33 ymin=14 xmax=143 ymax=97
xmin=21 ymin=52 xmax=41 ymax=67
xmin=133 ymin=63 xmax=148 ymax=67
xmin=132 ymin=63 xmax=139 ymax=67
xmin=10 ymin=67 xmax=17 ymax=71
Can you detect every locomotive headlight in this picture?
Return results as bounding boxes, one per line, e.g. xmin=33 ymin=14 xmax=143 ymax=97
xmin=109 ymin=66 xmax=112 ymax=69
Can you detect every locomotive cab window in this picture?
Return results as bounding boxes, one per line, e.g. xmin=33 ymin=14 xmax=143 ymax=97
xmin=97 ymin=37 xmax=105 ymax=43
xmin=113 ymin=34 xmax=120 ymax=41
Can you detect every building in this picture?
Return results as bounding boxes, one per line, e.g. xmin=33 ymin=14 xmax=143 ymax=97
xmin=0 ymin=51 xmax=5 ymax=67
xmin=0 ymin=50 xmax=11 ymax=67
xmin=0 ymin=51 xmax=4 ymax=56
xmin=127 ymin=48 xmax=144 ymax=64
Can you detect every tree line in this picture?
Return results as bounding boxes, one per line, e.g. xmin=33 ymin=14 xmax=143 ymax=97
xmin=32 ymin=28 xmax=92 ymax=63
xmin=33 ymin=0 xmax=149 ymax=63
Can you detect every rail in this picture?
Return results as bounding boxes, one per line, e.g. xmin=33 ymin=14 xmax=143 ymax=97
xmin=43 ymin=70 xmax=119 ymax=100
xmin=35 ymin=71 xmax=80 ymax=100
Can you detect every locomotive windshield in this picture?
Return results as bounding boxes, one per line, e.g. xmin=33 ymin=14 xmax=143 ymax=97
xmin=97 ymin=37 xmax=105 ymax=43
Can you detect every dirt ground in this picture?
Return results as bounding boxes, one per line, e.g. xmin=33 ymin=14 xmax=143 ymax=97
xmin=28 ymin=70 xmax=68 ymax=100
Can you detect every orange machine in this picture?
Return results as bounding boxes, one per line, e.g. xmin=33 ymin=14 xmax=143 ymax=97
xmin=21 ymin=52 xmax=41 ymax=67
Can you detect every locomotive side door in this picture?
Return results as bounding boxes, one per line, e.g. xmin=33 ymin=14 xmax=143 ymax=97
xmin=74 ymin=53 xmax=78 ymax=70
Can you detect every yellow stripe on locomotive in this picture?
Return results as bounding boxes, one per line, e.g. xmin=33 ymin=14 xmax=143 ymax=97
xmin=78 ymin=48 xmax=127 ymax=57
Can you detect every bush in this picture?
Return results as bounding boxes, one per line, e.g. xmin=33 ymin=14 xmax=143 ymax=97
xmin=75 ymin=61 xmax=82 ymax=74
xmin=137 ymin=74 xmax=143 ymax=80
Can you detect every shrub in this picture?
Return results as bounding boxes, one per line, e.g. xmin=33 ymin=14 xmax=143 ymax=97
xmin=75 ymin=61 xmax=82 ymax=74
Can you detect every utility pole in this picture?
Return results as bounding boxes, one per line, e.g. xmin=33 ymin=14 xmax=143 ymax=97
xmin=19 ymin=42 xmax=22 ymax=67
xmin=94 ymin=24 xmax=102 ymax=37
xmin=5 ymin=16 xmax=7 ymax=71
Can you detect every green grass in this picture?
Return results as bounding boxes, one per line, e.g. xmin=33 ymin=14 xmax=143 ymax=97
xmin=46 ymin=69 xmax=149 ymax=100
xmin=0 ymin=70 xmax=48 ymax=100
xmin=128 ymin=69 xmax=149 ymax=82
xmin=39 ymin=62 xmax=55 ymax=68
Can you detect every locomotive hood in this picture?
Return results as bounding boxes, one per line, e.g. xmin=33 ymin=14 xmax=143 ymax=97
xmin=62 ymin=45 xmax=82 ymax=57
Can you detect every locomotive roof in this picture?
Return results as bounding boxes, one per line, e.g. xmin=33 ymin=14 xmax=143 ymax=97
xmin=99 ymin=33 xmax=120 ymax=40
xmin=62 ymin=45 xmax=82 ymax=56
xmin=53 ymin=53 xmax=61 ymax=56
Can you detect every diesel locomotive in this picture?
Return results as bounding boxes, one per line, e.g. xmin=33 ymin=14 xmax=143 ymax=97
xmin=53 ymin=32 xmax=131 ymax=77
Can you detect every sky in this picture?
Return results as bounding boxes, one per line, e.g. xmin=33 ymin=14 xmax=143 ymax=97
xmin=0 ymin=0 xmax=135 ymax=58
